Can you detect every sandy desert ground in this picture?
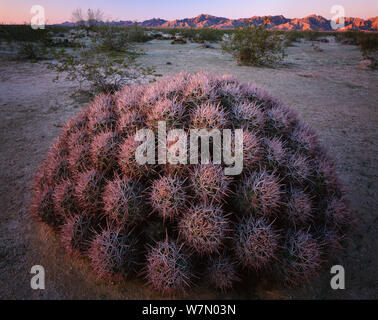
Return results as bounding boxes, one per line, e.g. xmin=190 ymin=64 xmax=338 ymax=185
xmin=0 ymin=38 xmax=377 ymax=299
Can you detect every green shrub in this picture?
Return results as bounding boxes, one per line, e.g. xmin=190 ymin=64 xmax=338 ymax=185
xmin=150 ymin=27 xmax=223 ymax=42
xmin=284 ymin=30 xmax=305 ymax=46
xmin=18 ymin=42 xmax=43 ymax=60
xmin=127 ymin=24 xmax=152 ymax=43
xmin=302 ymin=30 xmax=322 ymax=41
xmin=334 ymin=31 xmax=360 ymax=45
xmin=0 ymin=24 xmax=47 ymax=43
xmin=176 ymin=28 xmax=198 ymax=39
xmin=197 ymin=28 xmax=223 ymax=42
xmin=222 ymin=22 xmax=286 ymax=66
xmin=96 ymin=24 xmax=152 ymax=51
xmin=357 ymin=33 xmax=378 ymax=54
xmin=97 ymin=25 xmax=131 ymax=52
xmin=48 ymin=44 xmax=156 ymax=95
xmin=16 ymin=41 xmax=52 ymax=61
xmin=0 ymin=24 xmax=76 ymax=43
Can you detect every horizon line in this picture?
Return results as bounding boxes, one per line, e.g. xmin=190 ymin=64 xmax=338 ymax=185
xmin=2 ymin=12 xmax=378 ymax=25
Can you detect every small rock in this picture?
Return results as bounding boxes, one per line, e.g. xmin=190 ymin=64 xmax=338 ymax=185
xmin=342 ymin=38 xmax=358 ymax=45
xmin=311 ymin=43 xmax=323 ymax=52
xmin=171 ymin=38 xmax=187 ymax=45
xmin=358 ymin=58 xmax=377 ymax=70
xmin=199 ymin=43 xmax=215 ymax=49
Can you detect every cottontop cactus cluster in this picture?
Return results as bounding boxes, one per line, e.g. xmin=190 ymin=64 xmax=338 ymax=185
xmin=31 ymin=72 xmax=352 ymax=294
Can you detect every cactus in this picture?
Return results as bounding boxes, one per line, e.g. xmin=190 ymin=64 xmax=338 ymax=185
xmin=53 ymin=179 xmax=79 ymax=219
xmin=232 ymin=101 xmax=265 ymax=130
xmin=31 ymin=187 xmax=63 ymax=229
xmin=61 ymin=214 xmax=97 ymax=255
xmin=189 ymin=164 xmax=231 ymax=203
xmin=237 ymin=170 xmax=282 ymax=216
xmin=264 ymin=136 xmax=287 ymax=169
xmin=90 ymin=131 xmax=121 ymax=172
xmin=207 ymin=255 xmax=240 ymax=291
xmin=150 ymin=175 xmax=187 ymax=220
xmin=280 ymin=230 xmax=322 ymax=286
xmin=192 ymin=102 xmax=228 ymax=129
xmin=178 ymin=203 xmax=229 ymax=255
xmin=75 ymin=169 xmax=104 ymax=213
xmin=286 ymin=189 xmax=313 ymax=226
xmin=103 ymin=175 xmax=147 ymax=225
xmin=234 ymin=216 xmax=279 ymax=270
xmin=145 ymin=239 xmax=191 ymax=295
xmin=31 ymin=72 xmax=352 ymax=294
xmin=88 ymin=227 xmax=138 ymax=278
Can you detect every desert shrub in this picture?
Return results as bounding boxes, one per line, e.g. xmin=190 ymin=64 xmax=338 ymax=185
xmin=197 ymin=28 xmax=223 ymax=42
xmin=222 ymin=22 xmax=286 ymax=66
xmin=176 ymin=28 xmax=198 ymax=39
xmin=31 ymin=72 xmax=352 ymax=295
xmin=284 ymin=30 xmax=305 ymax=46
xmin=0 ymin=24 xmax=48 ymax=42
xmin=0 ymin=24 xmax=58 ymax=58
xmin=96 ymin=24 xmax=151 ymax=51
xmin=127 ymin=24 xmax=152 ymax=43
xmin=17 ymin=42 xmax=46 ymax=60
xmin=357 ymin=33 xmax=378 ymax=55
xmin=155 ymin=28 xmax=176 ymax=36
xmin=171 ymin=28 xmax=223 ymax=42
xmin=335 ymin=31 xmax=378 ymax=67
xmin=334 ymin=31 xmax=360 ymax=45
xmin=97 ymin=25 xmax=131 ymax=52
xmin=302 ymin=30 xmax=322 ymax=41
xmin=334 ymin=31 xmax=378 ymax=51
xmin=48 ymin=44 xmax=156 ymax=94
xmin=72 ymin=8 xmax=104 ymax=32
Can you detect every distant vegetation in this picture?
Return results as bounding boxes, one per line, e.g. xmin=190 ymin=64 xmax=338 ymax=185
xmin=71 ymin=8 xmax=104 ymax=30
xmin=0 ymin=24 xmax=68 ymax=42
xmin=222 ymin=22 xmax=286 ymax=66
xmin=0 ymin=16 xmax=377 ymax=68
xmin=153 ymin=27 xmax=225 ymax=42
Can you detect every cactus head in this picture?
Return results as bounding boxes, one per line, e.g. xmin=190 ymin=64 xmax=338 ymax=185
xmin=234 ymin=216 xmax=279 ymax=270
xmin=145 ymin=239 xmax=191 ymax=295
xmin=207 ymin=255 xmax=240 ymax=292
xmin=88 ymin=227 xmax=138 ymax=279
xmin=150 ymin=175 xmax=187 ymax=220
xmin=179 ymin=203 xmax=229 ymax=255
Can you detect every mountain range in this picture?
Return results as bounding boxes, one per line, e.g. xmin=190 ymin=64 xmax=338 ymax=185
xmin=60 ymin=14 xmax=378 ymax=32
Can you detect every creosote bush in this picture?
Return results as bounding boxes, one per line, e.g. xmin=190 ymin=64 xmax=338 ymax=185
xmin=222 ymin=22 xmax=286 ymax=66
xmin=48 ymin=41 xmax=156 ymax=95
xmin=31 ymin=72 xmax=352 ymax=295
